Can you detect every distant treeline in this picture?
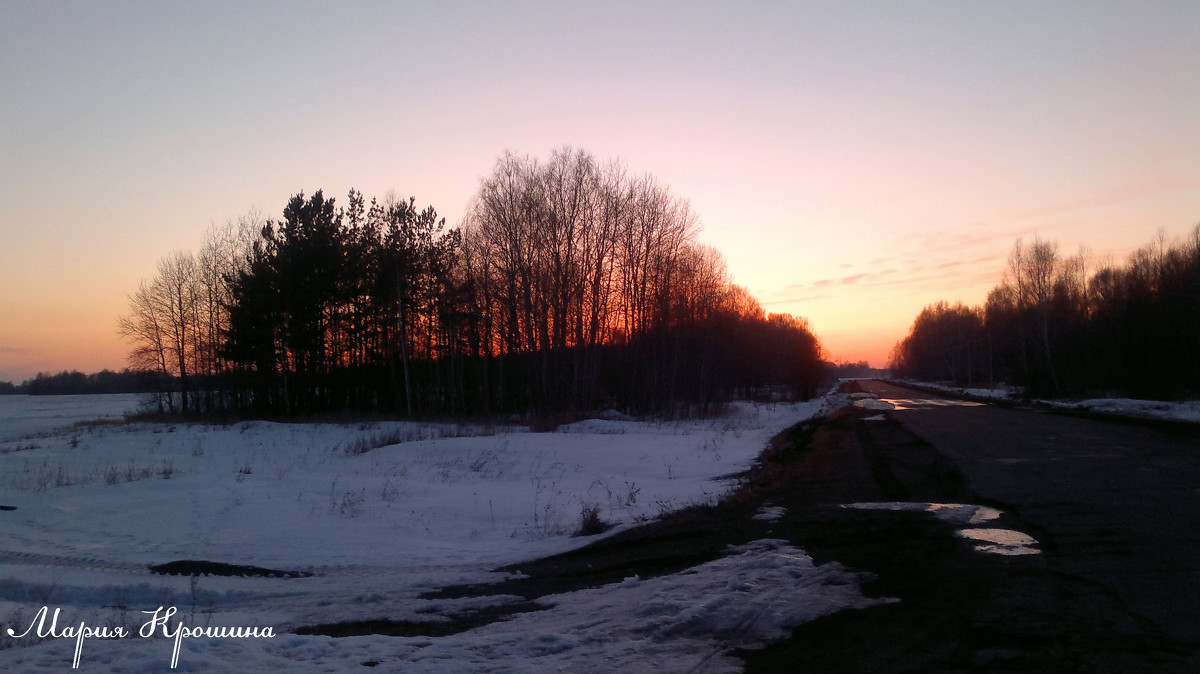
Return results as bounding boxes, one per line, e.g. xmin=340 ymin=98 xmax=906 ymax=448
xmin=828 ymin=360 xmax=887 ymax=380
xmin=0 ymin=369 xmax=170 ymax=396
xmin=891 ymin=226 xmax=1200 ymax=399
xmin=119 ymin=148 xmax=826 ymax=418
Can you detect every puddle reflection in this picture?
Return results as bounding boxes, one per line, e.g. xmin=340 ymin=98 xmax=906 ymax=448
xmin=843 ymin=502 xmax=1040 ymax=556
xmin=851 ymin=396 xmax=984 ymax=412
xmin=882 ymin=398 xmax=985 ymax=410
xmin=957 ymin=528 xmax=1040 ymax=555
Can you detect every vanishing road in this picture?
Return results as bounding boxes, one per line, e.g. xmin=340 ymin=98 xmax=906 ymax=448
xmin=865 ymin=380 xmax=1200 ymax=641
xmin=747 ymin=379 xmax=1200 ymax=673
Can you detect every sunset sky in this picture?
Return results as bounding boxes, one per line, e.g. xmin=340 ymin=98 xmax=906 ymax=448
xmin=2 ymin=1 xmax=1198 ymax=382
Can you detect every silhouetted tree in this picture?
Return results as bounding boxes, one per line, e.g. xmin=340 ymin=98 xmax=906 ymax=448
xmin=893 ymin=225 xmax=1200 ymax=399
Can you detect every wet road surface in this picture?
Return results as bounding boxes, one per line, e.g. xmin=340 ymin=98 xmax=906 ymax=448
xmin=857 ymin=379 xmax=1200 ymax=649
xmin=744 ymin=380 xmax=1200 ymax=673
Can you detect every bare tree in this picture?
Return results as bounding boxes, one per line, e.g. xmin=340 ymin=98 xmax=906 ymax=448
xmin=118 ymin=279 xmax=174 ymax=411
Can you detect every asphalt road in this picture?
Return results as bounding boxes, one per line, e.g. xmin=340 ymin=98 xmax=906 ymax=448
xmin=861 ymin=380 xmax=1200 ymax=643
xmin=748 ymin=379 xmax=1200 ymax=673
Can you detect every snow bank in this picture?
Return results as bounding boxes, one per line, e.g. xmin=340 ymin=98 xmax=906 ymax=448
xmin=1042 ymin=397 xmax=1200 ymax=424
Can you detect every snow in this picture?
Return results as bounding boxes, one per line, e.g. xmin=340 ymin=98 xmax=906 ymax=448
xmin=0 ymin=393 xmax=876 ymax=671
xmin=893 ymin=381 xmax=1023 ymax=401
xmin=1041 ymin=397 xmax=1200 ymax=424
xmin=0 ymin=394 xmax=146 ymax=442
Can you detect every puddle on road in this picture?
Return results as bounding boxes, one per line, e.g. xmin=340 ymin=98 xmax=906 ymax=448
xmin=854 ymin=399 xmax=896 ymax=411
xmin=842 ymin=502 xmax=1040 ymax=556
xmin=844 ymin=502 xmax=1000 ymax=525
xmin=956 ymin=528 xmax=1040 ymax=556
xmin=752 ymin=506 xmax=787 ymax=522
xmin=851 ymin=395 xmax=985 ymax=412
xmin=882 ymin=398 xmax=985 ymax=410
xmin=851 ymin=393 xmax=895 ymax=412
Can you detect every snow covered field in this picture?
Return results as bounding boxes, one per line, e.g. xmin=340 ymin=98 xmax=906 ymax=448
xmin=0 ymin=394 xmax=147 ymax=442
xmin=0 ymin=392 xmax=882 ymax=672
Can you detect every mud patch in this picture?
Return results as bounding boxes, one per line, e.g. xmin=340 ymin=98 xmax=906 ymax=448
xmin=148 ymin=559 xmax=313 ymax=578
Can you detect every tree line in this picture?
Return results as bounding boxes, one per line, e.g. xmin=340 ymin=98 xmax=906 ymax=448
xmin=119 ymin=147 xmax=825 ymax=418
xmin=0 ymin=369 xmax=171 ymax=396
xmin=890 ymin=226 xmax=1200 ymax=399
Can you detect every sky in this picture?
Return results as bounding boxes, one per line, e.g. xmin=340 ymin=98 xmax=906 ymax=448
xmin=2 ymin=1 xmax=1198 ymax=381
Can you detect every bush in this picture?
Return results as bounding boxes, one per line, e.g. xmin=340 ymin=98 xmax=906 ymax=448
xmin=574 ymin=503 xmax=609 ymax=537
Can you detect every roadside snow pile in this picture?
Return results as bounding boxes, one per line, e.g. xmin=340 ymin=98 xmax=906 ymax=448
xmin=0 ymin=394 xmax=853 ymax=671
xmin=386 ymin=539 xmax=889 ymax=673
xmin=1043 ymin=398 xmax=1200 ymax=424
xmin=895 ymin=380 xmax=1021 ymax=400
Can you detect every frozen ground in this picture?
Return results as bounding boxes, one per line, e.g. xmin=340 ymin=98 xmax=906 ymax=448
xmin=0 ymin=392 xmax=882 ymax=672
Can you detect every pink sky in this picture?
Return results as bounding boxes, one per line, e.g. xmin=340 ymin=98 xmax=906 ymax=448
xmin=2 ymin=1 xmax=1198 ymax=381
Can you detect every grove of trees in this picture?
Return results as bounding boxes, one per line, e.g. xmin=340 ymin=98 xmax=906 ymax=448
xmin=119 ymin=147 xmax=826 ymax=418
xmin=890 ymin=227 xmax=1200 ymax=399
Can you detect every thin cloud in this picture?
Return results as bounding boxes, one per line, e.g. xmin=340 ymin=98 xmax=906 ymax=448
xmin=769 ymin=259 xmax=1001 ymax=307
xmin=761 ymin=292 xmax=835 ymax=305
xmin=1004 ymin=172 xmax=1199 ymax=224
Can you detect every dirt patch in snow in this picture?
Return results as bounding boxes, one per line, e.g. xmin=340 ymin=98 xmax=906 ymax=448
xmin=148 ymin=559 xmax=314 ymax=578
